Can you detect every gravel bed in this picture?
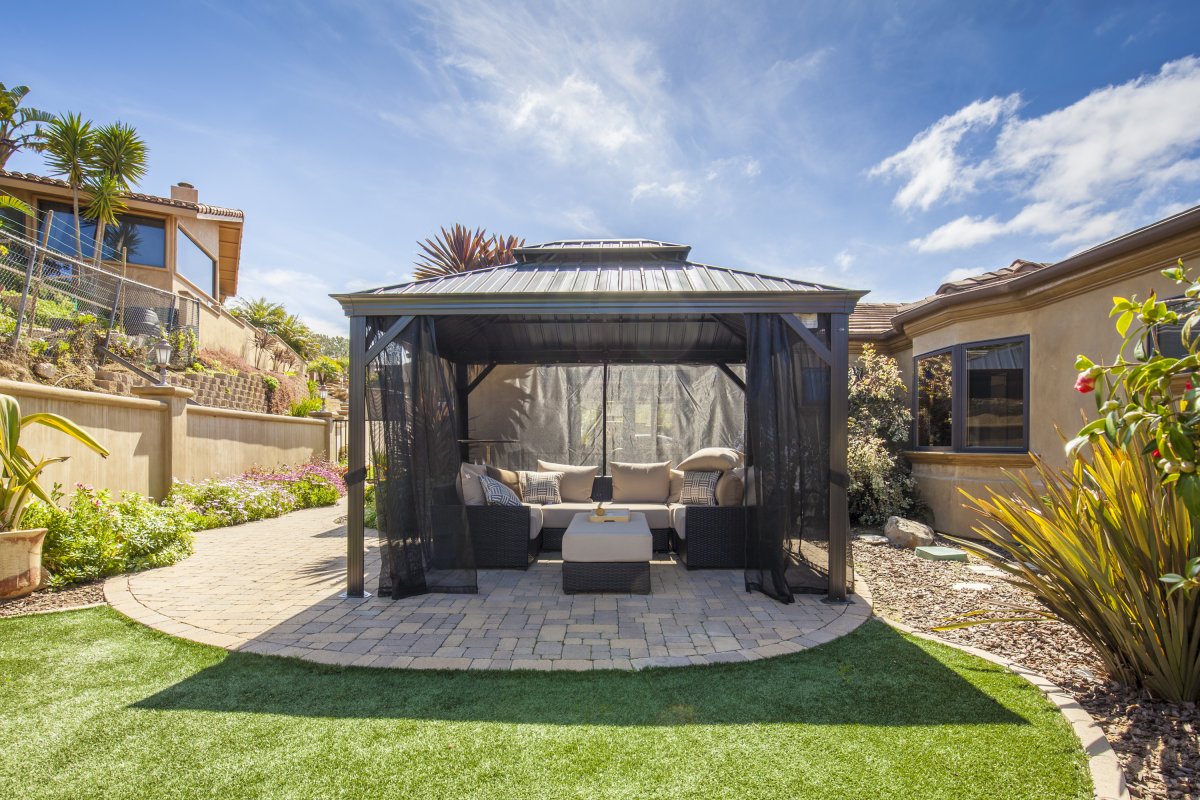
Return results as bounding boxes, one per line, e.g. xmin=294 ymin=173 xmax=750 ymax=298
xmin=0 ymin=581 xmax=106 ymax=618
xmin=853 ymin=533 xmax=1198 ymax=800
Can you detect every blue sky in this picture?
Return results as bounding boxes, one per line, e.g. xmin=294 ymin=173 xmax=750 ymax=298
xmin=6 ymin=1 xmax=1200 ymax=335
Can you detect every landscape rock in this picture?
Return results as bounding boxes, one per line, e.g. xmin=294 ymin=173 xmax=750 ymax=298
xmin=884 ymin=516 xmax=935 ymax=548
xmin=32 ymin=362 xmax=57 ymax=381
xmin=855 ymin=534 xmax=890 ymax=546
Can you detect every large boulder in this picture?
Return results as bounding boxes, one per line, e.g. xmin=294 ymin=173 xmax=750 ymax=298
xmin=884 ymin=516 xmax=935 ymax=549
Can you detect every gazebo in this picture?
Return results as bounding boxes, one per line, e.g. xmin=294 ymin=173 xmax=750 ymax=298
xmin=332 ymin=240 xmax=865 ymax=604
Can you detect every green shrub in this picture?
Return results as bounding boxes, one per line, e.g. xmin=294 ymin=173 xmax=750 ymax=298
xmin=28 ymin=485 xmax=194 ymax=589
xmin=848 ymin=344 xmax=923 ymax=525
xmin=364 ymin=483 xmax=378 ymax=529
xmin=956 ymin=436 xmax=1200 ymax=702
xmin=289 ymin=396 xmax=322 ymax=417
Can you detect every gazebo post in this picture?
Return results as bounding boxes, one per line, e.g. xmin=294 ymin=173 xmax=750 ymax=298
xmin=827 ymin=312 xmax=850 ymax=602
xmin=345 ymin=315 xmax=367 ymax=598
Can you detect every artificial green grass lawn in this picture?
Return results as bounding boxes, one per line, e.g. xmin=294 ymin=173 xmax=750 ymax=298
xmin=0 ymin=609 xmax=1089 ymax=800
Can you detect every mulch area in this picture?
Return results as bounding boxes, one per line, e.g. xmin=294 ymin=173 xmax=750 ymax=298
xmin=0 ymin=581 xmax=106 ymax=618
xmin=853 ymin=533 xmax=1199 ymax=800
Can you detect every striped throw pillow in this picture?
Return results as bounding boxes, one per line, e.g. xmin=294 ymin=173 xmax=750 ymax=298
xmin=479 ymin=474 xmax=521 ymax=506
xmin=519 ymin=470 xmax=563 ymax=505
xmin=680 ymin=470 xmax=721 ymax=506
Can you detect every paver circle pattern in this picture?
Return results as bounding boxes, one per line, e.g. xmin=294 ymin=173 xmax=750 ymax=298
xmin=105 ymin=501 xmax=872 ymax=671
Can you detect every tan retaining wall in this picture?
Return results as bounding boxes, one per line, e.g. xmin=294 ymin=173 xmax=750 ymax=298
xmin=0 ymin=379 xmax=341 ymax=500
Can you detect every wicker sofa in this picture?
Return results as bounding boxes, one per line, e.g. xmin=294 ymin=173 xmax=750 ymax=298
xmin=462 ymin=470 xmax=746 ymax=570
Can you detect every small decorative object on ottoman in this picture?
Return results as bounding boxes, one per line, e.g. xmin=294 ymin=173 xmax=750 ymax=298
xmin=562 ymin=511 xmax=652 ymax=594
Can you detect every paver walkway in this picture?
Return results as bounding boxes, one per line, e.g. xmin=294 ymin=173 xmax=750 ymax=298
xmin=106 ymin=500 xmax=872 ymax=670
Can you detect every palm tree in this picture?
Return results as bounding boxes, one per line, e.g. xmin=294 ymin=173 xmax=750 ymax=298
xmin=84 ymin=122 xmax=148 ymax=265
xmin=413 ymin=226 xmax=525 ymax=280
xmin=230 ymin=297 xmax=286 ymax=329
xmin=0 ymin=84 xmax=54 ymax=169
xmin=40 ymin=113 xmax=95 ymax=258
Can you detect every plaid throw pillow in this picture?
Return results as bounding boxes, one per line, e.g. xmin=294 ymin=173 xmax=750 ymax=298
xmin=680 ymin=470 xmax=721 ymax=506
xmin=519 ymin=470 xmax=563 ymax=505
xmin=479 ymin=474 xmax=521 ymax=507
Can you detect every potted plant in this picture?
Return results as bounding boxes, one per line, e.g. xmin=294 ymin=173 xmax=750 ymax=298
xmin=0 ymin=393 xmax=108 ymax=598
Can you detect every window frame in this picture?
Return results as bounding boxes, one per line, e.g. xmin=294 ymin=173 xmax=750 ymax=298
xmin=37 ymin=200 xmax=167 ymax=269
xmin=176 ymin=223 xmax=219 ymax=299
xmin=911 ymin=334 xmax=1030 ymax=454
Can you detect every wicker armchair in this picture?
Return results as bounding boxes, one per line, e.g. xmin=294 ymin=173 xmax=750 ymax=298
xmin=676 ymin=506 xmax=747 ymax=569
xmin=466 ymin=505 xmax=539 ymax=569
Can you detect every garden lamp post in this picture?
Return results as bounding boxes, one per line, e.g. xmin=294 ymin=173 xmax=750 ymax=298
xmin=152 ymin=337 xmax=172 ymax=386
xmin=319 ymin=388 xmax=329 ymax=411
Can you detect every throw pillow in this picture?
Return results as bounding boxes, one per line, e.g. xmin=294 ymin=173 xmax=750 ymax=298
xmin=677 ymin=447 xmax=743 ymax=473
xmin=519 ymin=470 xmax=563 ymax=505
xmin=537 ymin=460 xmax=597 ymax=502
xmin=486 ymin=465 xmax=522 ymax=499
xmin=715 ymin=466 xmax=745 ymax=506
xmin=610 ymin=460 xmax=671 ymax=503
xmin=458 ymin=463 xmax=489 ymax=506
xmin=666 ymin=468 xmax=685 ymax=503
xmin=479 ymin=474 xmax=521 ymax=507
xmin=680 ymin=470 xmax=721 ymax=506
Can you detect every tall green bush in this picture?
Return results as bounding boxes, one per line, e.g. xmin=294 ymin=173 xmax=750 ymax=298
xmin=848 ymin=344 xmax=922 ymax=525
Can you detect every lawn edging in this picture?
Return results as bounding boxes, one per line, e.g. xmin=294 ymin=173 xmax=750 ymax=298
xmin=879 ymin=615 xmax=1128 ymax=800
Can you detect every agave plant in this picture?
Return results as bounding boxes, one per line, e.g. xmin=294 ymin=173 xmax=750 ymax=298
xmin=0 ymin=393 xmax=109 ymax=532
xmin=946 ymin=436 xmax=1200 ymax=702
xmin=413 ymin=225 xmax=525 ymax=280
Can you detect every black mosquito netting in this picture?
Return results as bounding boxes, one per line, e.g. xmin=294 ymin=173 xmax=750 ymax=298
xmin=466 ymin=364 xmax=745 ymax=471
xmin=367 ymin=316 xmax=475 ymax=598
xmin=744 ymin=313 xmax=832 ymax=603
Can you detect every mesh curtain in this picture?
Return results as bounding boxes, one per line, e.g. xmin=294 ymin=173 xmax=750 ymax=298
xmin=467 ymin=364 xmax=744 ymax=470
xmin=744 ymin=314 xmax=831 ymax=603
xmin=367 ymin=316 xmax=476 ymax=598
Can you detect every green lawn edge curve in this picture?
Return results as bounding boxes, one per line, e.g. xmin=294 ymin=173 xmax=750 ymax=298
xmin=0 ymin=608 xmax=1090 ymax=800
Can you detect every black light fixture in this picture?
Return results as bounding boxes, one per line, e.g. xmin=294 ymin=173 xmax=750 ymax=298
xmin=319 ymin=388 xmax=329 ymax=411
xmin=152 ymin=337 xmax=173 ymax=385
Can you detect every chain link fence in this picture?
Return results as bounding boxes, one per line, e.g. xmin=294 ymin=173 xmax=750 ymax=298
xmin=0 ymin=209 xmax=199 ymax=366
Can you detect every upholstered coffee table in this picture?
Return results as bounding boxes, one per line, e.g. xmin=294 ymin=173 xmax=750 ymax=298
xmin=561 ymin=511 xmax=652 ymax=594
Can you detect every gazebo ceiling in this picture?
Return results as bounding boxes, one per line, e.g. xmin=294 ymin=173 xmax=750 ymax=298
xmin=433 ymin=313 xmax=755 ymax=365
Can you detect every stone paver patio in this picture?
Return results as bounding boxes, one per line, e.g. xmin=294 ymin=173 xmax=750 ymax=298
xmin=106 ymin=500 xmax=872 ymax=670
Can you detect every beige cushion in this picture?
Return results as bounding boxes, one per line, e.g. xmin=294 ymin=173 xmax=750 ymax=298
xmin=715 ymin=466 xmax=745 ymax=507
xmin=670 ymin=503 xmax=688 ymax=540
xmin=562 ymin=513 xmax=652 ymax=562
xmin=524 ymin=503 xmax=543 ymax=540
xmin=609 ymin=503 xmax=672 ymax=529
xmin=457 ymin=463 xmax=488 ymax=506
xmin=666 ymin=469 xmax=684 ymax=503
xmin=537 ymin=461 xmax=598 ymax=502
xmin=677 ymin=447 xmax=743 ymax=472
xmin=539 ymin=502 xmax=603 ymax=529
xmin=486 ymin=465 xmax=522 ymax=499
xmin=611 ymin=460 xmax=671 ymax=503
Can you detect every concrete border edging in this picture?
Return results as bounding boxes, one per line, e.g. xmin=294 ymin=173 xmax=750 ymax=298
xmin=881 ymin=617 xmax=1129 ymax=800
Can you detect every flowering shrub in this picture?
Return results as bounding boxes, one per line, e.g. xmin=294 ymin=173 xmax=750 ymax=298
xmin=168 ymin=459 xmax=345 ymax=529
xmin=848 ymin=344 xmax=923 ymax=525
xmin=27 ymin=485 xmax=195 ymax=589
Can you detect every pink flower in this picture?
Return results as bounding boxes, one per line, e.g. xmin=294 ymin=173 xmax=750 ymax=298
xmin=1074 ymin=373 xmax=1096 ymax=393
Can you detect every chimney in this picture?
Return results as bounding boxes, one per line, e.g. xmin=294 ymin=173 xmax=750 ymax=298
xmin=171 ymin=182 xmax=198 ymax=204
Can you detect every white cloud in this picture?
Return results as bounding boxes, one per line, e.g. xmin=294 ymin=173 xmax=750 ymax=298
xmin=940 ymin=267 xmax=982 ymax=284
xmin=869 ymin=94 xmax=1020 ymax=212
xmin=234 ymin=267 xmax=347 ymax=337
xmin=876 ymin=57 xmax=1200 ymax=253
xmin=631 ymin=179 xmax=697 ymax=205
xmin=835 ymin=249 xmax=855 ymax=271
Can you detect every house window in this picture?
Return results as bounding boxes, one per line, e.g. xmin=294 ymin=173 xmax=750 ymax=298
xmin=913 ymin=336 xmax=1029 ymax=452
xmin=1148 ymin=297 xmax=1198 ymax=359
xmin=38 ymin=201 xmax=166 ymax=268
xmin=916 ymin=350 xmax=953 ymax=447
xmin=177 ymin=225 xmax=217 ymax=298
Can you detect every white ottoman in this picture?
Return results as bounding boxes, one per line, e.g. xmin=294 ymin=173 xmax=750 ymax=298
xmin=562 ymin=512 xmax=652 ymax=594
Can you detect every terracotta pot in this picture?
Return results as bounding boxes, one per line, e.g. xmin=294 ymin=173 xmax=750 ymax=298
xmin=0 ymin=528 xmax=48 ymax=599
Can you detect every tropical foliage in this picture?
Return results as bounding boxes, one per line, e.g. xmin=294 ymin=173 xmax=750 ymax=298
xmin=847 ymin=344 xmax=922 ymax=525
xmin=0 ymin=83 xmax=53 ymax=168
xmin=954 ymin=436 xmax=1200 ymax=702
xmin=0 ymin=393 xmax=109 ymax=532
xmin=414 ymin=224 xmax=525 ymax=280
xmin=229 ymin=296 xmax=317 ymax=359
